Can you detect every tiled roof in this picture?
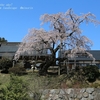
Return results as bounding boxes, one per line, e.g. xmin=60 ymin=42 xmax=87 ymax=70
xmin=59 ymin=50 xmax=100 ymax=61
xmin=0 ymin=42 xmax=100 ymax=61
xmin=0 ymin=42 xmax=19 ymax=52
xmin=74 ymin=50 xmax=100 ymax=61
xmin=0 ymin=45 xmax=18 ymax=52
xmin=0 ymin=42 xmax=48 ymax=56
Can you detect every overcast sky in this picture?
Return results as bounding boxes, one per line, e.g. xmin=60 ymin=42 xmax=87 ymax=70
xmin=0 ymin=0 xmax=100 ymax=50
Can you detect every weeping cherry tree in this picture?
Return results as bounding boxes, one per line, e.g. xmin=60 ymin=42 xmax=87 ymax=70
xmin=14 ymin=9 xmax=100 ymax=75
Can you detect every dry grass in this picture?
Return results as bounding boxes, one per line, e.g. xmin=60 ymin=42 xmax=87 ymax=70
xmin=0 ymin=73 xmax=10 ymax=85
xmin=0 ymin=71 xmax=100 ymax=89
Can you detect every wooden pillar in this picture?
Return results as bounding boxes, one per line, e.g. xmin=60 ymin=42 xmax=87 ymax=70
xmin=58 ymin=66 xmax=60 ymax=75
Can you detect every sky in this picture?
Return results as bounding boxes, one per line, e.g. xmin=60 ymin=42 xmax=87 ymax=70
xmin=0 ymin=0 xmax=100 ymax=50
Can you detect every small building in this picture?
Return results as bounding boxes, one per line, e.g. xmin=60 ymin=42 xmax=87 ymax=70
xmin=0 ymin=42 xmax=100 ymax=69
xmin=59 ymin=50 xmax=100 ymax=69
xmin=0 ymin=42 xmax=20 ymax=59
xmin=0 ymin=42 xmax=50 ymax=61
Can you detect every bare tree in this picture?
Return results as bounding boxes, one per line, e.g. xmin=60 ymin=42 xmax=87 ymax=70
xmin=14 ymin=9 xmax=100 ymax=75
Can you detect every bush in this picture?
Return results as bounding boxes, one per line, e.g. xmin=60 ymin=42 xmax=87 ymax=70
xmin=1 ymin=69 xmax=9 ymax=74
xmin=9 ymin=66 xmax=27 ymax=75
xmin=0 ymin=75 xmax=30 ymax=100
xmin=0 ymin=58 xmax=12 ymax=70
xmin=83 ymin=65 xmax=100 ymax=82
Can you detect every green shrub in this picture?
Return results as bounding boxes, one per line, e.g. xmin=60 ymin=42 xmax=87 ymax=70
xmin=0 ymin=58 xmax=12 ymax=70
xmin=0 ymin=74 xmax=30 ymax=100
xmin=9 ymin=66 xmax=27 ymax=75
xmin=83 ymin=65 xmax=100 ymax=82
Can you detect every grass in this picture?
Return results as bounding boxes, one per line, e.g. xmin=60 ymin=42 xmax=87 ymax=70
xmin=0 ymin=69 xmax=100 ymax=89
xmin=0 ymin=73 xmax=10 ymax=85
xmin=0 ymin=68 xmax=100 ymax=100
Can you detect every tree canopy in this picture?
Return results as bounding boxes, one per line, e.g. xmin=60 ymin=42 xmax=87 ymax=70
xmin=0 ymin=37 xmax=7 ymax=42
xmin=15 ymin=9 xmax=100 ymax=59
xmin=14 ymin=9 xmax=100 ymax=75
xmin=0 ymin=37 xmax=7 ymax=47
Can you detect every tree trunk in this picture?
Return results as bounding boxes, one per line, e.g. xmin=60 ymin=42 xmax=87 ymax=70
xmin=39 ymin=58 xmax=55 ymax=75
xmin=39 ymin=46 xmax=59 ymax=75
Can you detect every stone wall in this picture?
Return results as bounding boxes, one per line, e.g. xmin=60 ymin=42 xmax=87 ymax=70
xmin=41 ymin=88 xmax=100 ymax=100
